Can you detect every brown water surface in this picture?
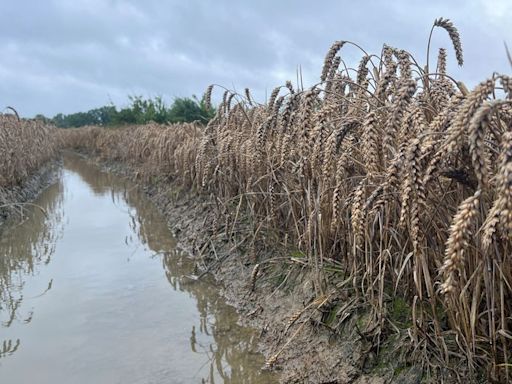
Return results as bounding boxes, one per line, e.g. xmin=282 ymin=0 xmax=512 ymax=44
xmin=0 ymin=154 xmax=277 ymax=384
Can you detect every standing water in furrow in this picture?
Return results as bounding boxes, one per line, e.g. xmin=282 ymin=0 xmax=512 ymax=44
xmin=0 ymin=154 xmax=277 ymax=384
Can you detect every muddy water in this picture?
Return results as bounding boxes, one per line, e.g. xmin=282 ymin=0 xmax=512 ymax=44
xmin=0 ymin=154 xmax=277 ymax=384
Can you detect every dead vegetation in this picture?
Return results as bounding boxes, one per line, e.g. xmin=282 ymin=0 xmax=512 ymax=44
xmin=57 ymin=18 xmax=512 ymax=382
xmin=0 ymin=113 xmax=58 ymax=218
xmin=0 ymin=114 xmax=57 ymax=188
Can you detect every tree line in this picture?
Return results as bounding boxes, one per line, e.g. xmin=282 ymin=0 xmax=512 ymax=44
xmin=36 ymin=96 xmax=215 ymax=128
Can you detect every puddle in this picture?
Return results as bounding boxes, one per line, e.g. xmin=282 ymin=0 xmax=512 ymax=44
xmin=0 ymin=154 xmax=277 ymax=383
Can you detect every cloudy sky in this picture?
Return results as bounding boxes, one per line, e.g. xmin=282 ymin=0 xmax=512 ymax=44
xmin=0 ymin=0 xmax=510 ymax=118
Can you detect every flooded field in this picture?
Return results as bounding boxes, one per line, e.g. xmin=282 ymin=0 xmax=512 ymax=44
xmin=0 ymin=154 xmax=277 ymax=384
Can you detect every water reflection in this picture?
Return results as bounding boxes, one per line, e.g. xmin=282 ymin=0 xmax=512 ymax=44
xmin=64 ymin=155 xmax=176 ymax=255
xmin=163 ymin=250 xmax=269 ymax=384
xmin=0 ymin=154 xmax=276 ymax=383
xmin=0 ymin=178 xmax=64 ymax=358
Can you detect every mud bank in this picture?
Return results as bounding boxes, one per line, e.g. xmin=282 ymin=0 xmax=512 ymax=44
xmin=74 ymin=152 xmax=422 ymax=384
xmin=0 ymin=161 xmax=61 ymax=231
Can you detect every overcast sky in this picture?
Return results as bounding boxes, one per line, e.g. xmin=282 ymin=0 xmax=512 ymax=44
xmin=0 ymin=0 xmax=510 ymax=118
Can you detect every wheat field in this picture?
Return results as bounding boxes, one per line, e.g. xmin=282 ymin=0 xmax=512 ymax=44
xmin=0 ymin=114 xmax=57 ymax=188
xmin=53 ymin=18 xmax=512 ymax=382
xmin=0 ymin=113 xmax=58 ymax=219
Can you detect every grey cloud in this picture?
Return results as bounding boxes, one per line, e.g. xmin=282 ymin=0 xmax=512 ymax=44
xmin=0 ymin=0 xmax=510 ymax=117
